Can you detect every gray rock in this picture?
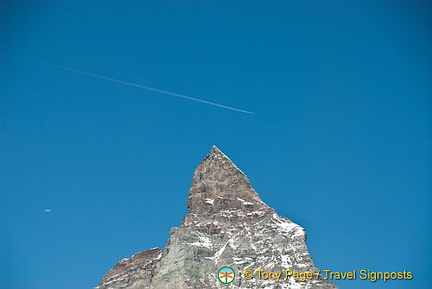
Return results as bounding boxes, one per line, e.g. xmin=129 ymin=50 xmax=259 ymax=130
xmin=96 ymin=146 xmax=337 ymax=289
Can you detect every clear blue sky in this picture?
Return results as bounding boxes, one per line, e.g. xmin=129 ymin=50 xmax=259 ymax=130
xmin=1 ymin=1 xmax=431 ymax=288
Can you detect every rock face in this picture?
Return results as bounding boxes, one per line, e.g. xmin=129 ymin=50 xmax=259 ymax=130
xmin=95 ymin=146 xmax=337 ymax=289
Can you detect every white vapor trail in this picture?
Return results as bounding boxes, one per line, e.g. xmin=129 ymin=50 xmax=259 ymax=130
xmin=0 ymin=51 xmax=254 ymax=114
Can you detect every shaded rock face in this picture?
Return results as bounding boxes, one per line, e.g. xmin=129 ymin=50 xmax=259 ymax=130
xmin=97 ymin=249 xmax=162 ymax=288
xmin=96 ymin=146 xmax=337 ymax=289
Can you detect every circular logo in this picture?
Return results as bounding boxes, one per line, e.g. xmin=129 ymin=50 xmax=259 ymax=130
xmin=218 ymin=266 xmax=235 ymax=284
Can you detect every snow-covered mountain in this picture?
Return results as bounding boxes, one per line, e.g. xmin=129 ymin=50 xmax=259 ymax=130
xmin=95 ymin=146 xmax=337 ymax=289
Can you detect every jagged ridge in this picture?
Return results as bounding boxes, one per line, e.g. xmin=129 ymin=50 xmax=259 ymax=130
xmin=96 ymin=146 xmax=337 ymax=289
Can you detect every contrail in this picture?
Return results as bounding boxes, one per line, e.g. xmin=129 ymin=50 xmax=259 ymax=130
xmin=0 ymin=51 xmax=254 ymax=114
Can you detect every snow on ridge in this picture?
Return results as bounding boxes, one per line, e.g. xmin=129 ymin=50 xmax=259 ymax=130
xmin=271 ymin=213 xmax=304 ymax=237
xmin=228 ymin=238 xmax=238 ymax=250
xmin=281 ymin=254 xmax=292 ymax=267
xmin=237 ymin=197 xmax=254 ymax=206
xmin=190 ymin=235 xmax=212 ymax=248
xmin=212 ymin=146 xmax=251 ymax=181
xmin=210 ymin=240 xmax=228 ymax=262
xmin=204 ymin=198 xmax=214 ymax=205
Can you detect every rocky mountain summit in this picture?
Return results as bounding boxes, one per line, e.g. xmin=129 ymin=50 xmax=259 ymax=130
xmin=95 ymin=146 xmax=337 ymax=289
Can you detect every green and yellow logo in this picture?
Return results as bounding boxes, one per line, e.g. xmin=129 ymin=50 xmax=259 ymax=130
xmin=218 ymin=266 xmax=235 ymax=284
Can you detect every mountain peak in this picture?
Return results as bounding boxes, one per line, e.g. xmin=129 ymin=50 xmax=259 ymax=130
xmin=95 ymin=147 xmax=337 ymax=289
xmin=208 ymin=145 xmax=225 ymax=157
xmin=184 ymin=146 xmax=271 ymax=225
xmin=192 ymin=146 xmax=246 ymax=187
xmin=207 ymin=145 xmax=231 ymax=161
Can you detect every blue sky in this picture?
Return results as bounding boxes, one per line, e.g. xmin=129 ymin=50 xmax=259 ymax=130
xmin=1 ymin=1 xmax=431 ymax=288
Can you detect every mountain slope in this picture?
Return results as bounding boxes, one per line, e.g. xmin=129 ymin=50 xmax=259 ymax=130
xmin=95 ymin=146 xmax=337 ymax=289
